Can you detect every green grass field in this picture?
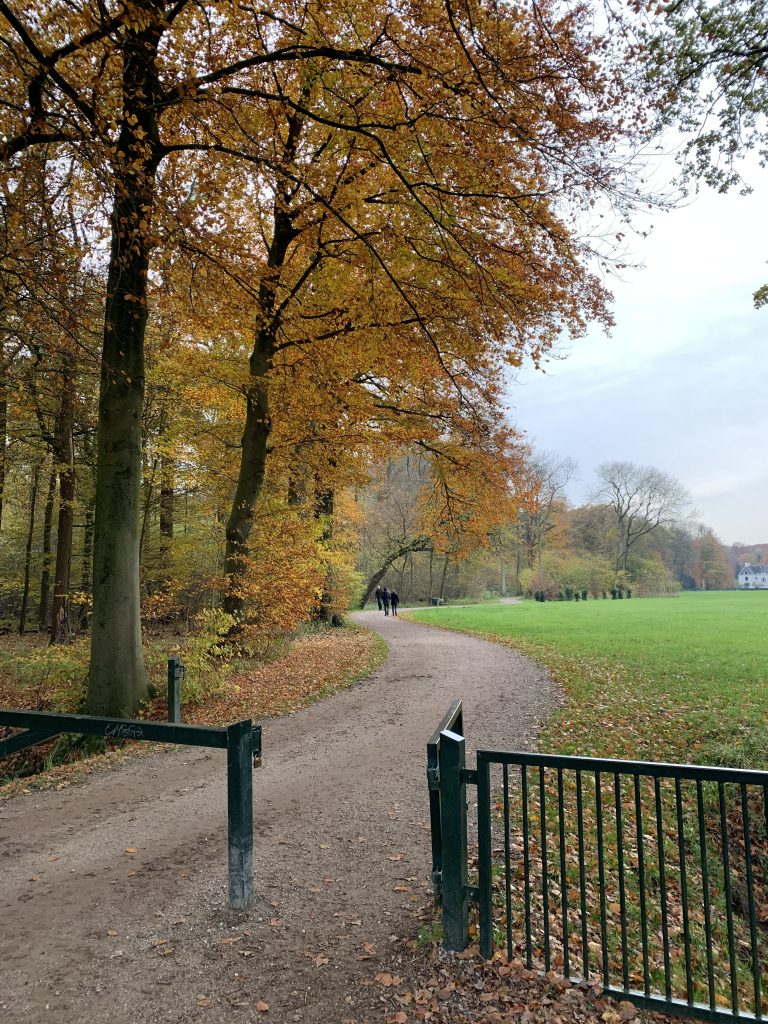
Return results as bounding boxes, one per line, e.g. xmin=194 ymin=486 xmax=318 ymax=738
xmin=409 ymin=591 xmax=768 ymax=769
xmin=410 ymin=592 xmax=768 ymax=1004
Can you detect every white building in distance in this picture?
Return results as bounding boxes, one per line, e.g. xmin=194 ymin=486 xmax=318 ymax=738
xmin=737 ymin=564 xmax=768 ymax=589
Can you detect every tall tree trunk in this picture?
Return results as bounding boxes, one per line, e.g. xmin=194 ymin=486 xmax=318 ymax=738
xmin=77 ymin=500 xmax=94 ymax=630
xmin=314 ymin=482 xmax=343 ymax=626
xmin=159 ymin=454 xmax=174 ymax=538
xmin=19 ymin=466 xmax=40 ymax=635
xmin=50 ymin=356 xmax=75 ymax=644
xmin=537 ymin=531 xmax=544 ymax=575
xmin=439 ymin=554 xmax=450 ymax=601
xmin=159 ymin=450 xmax=174 ymax=585
xmin=499 ymin=555 xmax=507 ymax=596
xmin=139 ymin=455 xmax=158 ymax=561
xmin=38 ymin=465 xmax=57 ymax=630
xmin=0 ymin=371 xmax=6 ymax=532
xmin=85 ymin=15 xmax=161 ymax=715
xmin=223 ymin=198 xmax=296 ymax=616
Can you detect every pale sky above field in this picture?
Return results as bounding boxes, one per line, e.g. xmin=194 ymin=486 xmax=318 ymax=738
xmin=510 ymin=164 xmax=768 ymax=547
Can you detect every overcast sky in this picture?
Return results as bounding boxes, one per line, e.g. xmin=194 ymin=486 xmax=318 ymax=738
xmin=510 ymin=169 xmax=768 ymax=547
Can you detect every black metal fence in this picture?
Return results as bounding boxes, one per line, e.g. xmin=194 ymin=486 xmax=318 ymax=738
xmin=429 ymin=704 xmax=768 ymax=1024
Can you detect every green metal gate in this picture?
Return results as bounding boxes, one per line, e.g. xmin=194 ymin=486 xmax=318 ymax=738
xmin=429 ymin=703 xmax=768 ymax=1024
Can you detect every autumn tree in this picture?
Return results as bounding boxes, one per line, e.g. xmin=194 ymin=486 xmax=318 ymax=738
xmin=593 ymin=461 xmax=692 ymax=572
xmin=518 ymin=451 xmax=577 ymax=574
xmin=0 ymin=0 xmax=653 ymax=715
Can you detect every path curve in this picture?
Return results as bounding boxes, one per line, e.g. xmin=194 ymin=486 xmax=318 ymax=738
xmin=0 ymin=612 xmax=558 ymax=1024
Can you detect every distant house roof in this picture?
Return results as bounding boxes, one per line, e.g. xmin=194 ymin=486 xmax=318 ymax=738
xmin=739 ymin=563 xmax=768 ymax=574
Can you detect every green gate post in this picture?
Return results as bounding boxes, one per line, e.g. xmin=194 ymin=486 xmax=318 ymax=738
xmin=167 ymin=656 xmax=182 ymax=724
xmin=439 ymin=728 xmax=469 ymax=950
xmin=227 ymin=719 xmax=254 ymax=909
xmin=477 ymin=754 xmax=493 ymax=958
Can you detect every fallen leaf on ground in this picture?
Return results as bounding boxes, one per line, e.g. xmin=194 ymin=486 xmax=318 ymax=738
xmin=375 ymin=973 xmax=402 ymax=987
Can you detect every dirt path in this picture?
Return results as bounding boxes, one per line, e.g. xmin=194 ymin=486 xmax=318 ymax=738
xmin=0 ymin=613 xmax=558 ymax=1024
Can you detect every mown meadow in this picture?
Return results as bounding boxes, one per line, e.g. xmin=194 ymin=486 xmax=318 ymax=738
xmin=409 ymin=592 xmax=768 ymax=1009
xmin=409 ymin=591 xmax=768 ymax=769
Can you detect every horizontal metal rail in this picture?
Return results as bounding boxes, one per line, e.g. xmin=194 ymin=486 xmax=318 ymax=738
xmin=476 ymin=746 xmax=768 ymax=786
xmin=0 ymin=709 xmax=262 ymax=762
xmin=1 ymin=707 xmax=262 ymax=908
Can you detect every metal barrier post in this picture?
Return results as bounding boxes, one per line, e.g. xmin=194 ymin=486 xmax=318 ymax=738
xmin=227 ymin=719 xmax=254 ymax=909
xmin=439 ymin=728 xmax=469 ymax=950
xmin=167 ymin=656 xmax=182 ymax=723
xmin=477 ymin=753 xmax=493 ymax=958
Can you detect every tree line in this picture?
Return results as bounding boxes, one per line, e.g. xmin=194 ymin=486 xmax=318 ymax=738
xmin=356 ymin=454 xmax=733 ymax=606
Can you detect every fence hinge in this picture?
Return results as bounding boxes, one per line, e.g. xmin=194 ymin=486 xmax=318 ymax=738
xmin=465 ymin=884 xmax=480 ymax=905
xmin=461 ymin=768 xmax=478 ymax=786
xmin=427 ymin=765 xmax=440 ymax=791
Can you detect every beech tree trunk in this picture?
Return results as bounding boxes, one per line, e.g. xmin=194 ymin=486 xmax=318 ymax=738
xmin=50 ymin=355 xmax=75 ymax=644
xmin=158 ymin=450 xmax=174 ymax=587
xmin=0 ymin=374 xmax=6 ymax=532
xmin=223 ymin=199 xmax=296 ymax=617
xmin=85 ymin=15 xmax=161 ymax=715
xmin=19 ymin=466 xmax=39 ymax=635
xmin=439 ymin=554 xmax=450 ymax=601
xmin=38 ymin=466 xmax=57 ymax=630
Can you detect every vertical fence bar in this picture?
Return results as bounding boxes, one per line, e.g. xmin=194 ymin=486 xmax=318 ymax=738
xmin=595 ymin=771 xmax=609 ymax=985
xmin=439 ymin=729 xmax=468 ymax=951
xmin=227 ymin=719 xmax=253 ymax=909
xmin=503 ymin=764 xmax=513 ymax=959
xmin=522 ymin=765 xmax=532 ymax=968
xmin=576 ymin=770 xmax=589 ymax=981
xmin=655 ymin=776 xmax=672 ymax=1000
xmin=614 ymin=773 xmax=629 ymax=991
xmin=557 ymin=768 xmax=570 ymax=978
xmin=719 ymin=782 xmax=738 ymax=1015
xmin=427 ymin=749 xmax=443 ymax=901
xmin=540 ymin=766 xmax=551 ymax=971
xmin=167 ymin=655 xmax=182 ymax=723
xmin=740 ymin=783 xmax=762 ymax=1017
xmin=477 ymin=754 xmax=493 ymax=959
xmin=696 ymin=780 xmax=715 ymax=1010
xmin=675 ymin=778 xmax=694 ymax=1004
xmin=633 ymin=775 xmax=650 ymax=996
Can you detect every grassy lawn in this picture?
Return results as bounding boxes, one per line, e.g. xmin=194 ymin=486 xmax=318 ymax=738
xmin=409 ymin=592 xmax=768 ymax=1008
xmin=408 ymin=591 xmax=768 ymax=769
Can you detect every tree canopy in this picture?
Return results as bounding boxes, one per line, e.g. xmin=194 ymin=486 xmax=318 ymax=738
xmin=0 ymin=0 xmax=654 ymax=714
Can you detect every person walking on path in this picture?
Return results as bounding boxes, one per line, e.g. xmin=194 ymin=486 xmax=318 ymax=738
xmin=382 ymin=587 xmax=391 ymax=616
xmin=390 ymin=589 xmax=400 ymax=616
xmin=374 ymin=585 xmax=383 ymax=611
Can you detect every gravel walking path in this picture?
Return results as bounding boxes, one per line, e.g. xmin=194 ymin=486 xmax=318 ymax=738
xmin=0 ymin=612 xmax=558 ymax=1024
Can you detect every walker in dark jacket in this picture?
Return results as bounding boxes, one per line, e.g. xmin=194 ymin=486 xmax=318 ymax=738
xmin=390 ymin=590 xmax=400 ymax=616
